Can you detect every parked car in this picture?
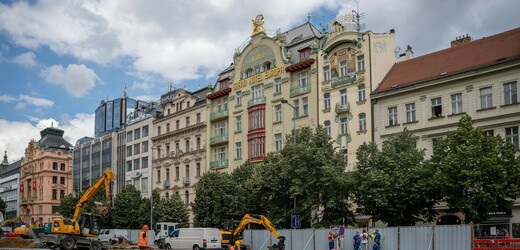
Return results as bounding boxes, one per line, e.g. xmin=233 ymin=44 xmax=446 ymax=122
xmin=164 ymin=228 xmax=221 ymax=250
xmin=98 ymin=229 xmax=129 ymax=245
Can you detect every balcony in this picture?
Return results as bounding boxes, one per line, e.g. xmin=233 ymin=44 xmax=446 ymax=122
xmin=210 ymin=160 xmax=228 ymax=170
xmin=183 ymin=176 xmax=190 ymax=185
xmin=290 ymin=84 xmax=311 ymax=97
xmin=210 ymin=134 xmax=228 ymax=145
xmin=335 ymin=102 xmax=350 ymax=114
xmin=247 ymin=96 xmax=266 ymax=107
xmin=210 ymin=109 xmax=229 ymax=121
xmin=163 ymin=180 xmax=170 ymax=187
xmin=331 ymin=73 xmax=356 ymax=88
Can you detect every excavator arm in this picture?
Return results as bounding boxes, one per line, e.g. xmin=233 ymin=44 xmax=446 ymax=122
xmin=233 ymin=214 xmax=281 ymax=239
xmin=72 ymin=168 xmax=115 ymax=221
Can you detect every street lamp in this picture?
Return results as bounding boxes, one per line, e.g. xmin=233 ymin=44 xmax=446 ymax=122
xmin=280 ymin=99 xmax=297 ymax=213
xmin=280 ymin=99 xmax=296 ymax=144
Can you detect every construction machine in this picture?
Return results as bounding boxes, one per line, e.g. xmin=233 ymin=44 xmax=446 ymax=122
xmin=39 ymin=168 xmax=115 ymax=250
xmin=221 ymin=214 xmax=285 ymax=250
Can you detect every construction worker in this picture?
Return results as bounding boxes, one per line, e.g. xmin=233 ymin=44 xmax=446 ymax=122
xmin=138 ymin=224 xmax=149 ymax=250
xmin=230 ymin=240 xmax=241 ymax=250
xmin=328 ymin=231 xmax=336 ymax=250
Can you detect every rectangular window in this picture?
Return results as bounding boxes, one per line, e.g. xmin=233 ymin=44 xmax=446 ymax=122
xmin=340 ymin=89 xmax=348 ymax=106
xmin=405 ymin=103 xmax=416 ymax=123
xmin=340 ymin=118 xmax=348 ymax=134
xmin=340 ymin=61 xmax=347 ymax=77
xmin=176 ymin=120 xmax=180 ymax=130
xmin=60 ymin=163 xmax=66 ymax=171
xmin=504 ymin=81 xmax=518 ymax=105
xmin=388 ymin=106 xmax=398 ymax=126
xmin=358 ymin=85 xmax=366 ymax=102
xmin=53 ymin=162 xmax=58 ymax=170
xmin=126 ymin=161 xmax=132 ymax=172
xmin=196 ymin=113 xmax=201 ymax=123
xmin=186 ymin=117 xmax=190 ymax=127
xmin=299 ymin=48 xmax=310 ymax=60
xmin=196 ymin=163 xmax=201 ymax=177
xmin=52 ymin=176 xmax=57 ymax=184
xmin=324 ymin=93 xmax=330 ymax=110
xmin=52 ymin=189 xmax=57 ymax=200
xmin=143 ymin=125 xmax=149 ymax=137
xmin=134 ymin=143 xmax=140 ymax=155
xmin=126 ymin=146 xmax=132 ymax=157
xmin=127 ymin=131 xmax=133 ymax=142
xmin=185 ymin=165 xmax=190 ymax=178
xmin=359 ymin=113 xmax=367 ymax=131
xmin=323 ymin=66 xmax=330 ymax=81
xmin=274 ymin=78 xmax=282 ymax=93
xmin=480 ymin=87 xmax=493 ymax=109
xmin=142 ymin=157 xmax=148 ymax=169
xmin=252 ymin=84 xmax=264 ymax=100
xmin=141 ymin=177 xmax=148 ymax=193
xmin=175 ymin=166 xmax=179 ymax=180
xmin=60 ymin=190 xmax=65 ymax=199
xmin=357 ymin=55 xmax=365 ymax=71
xmin=235 ymin=115 xmax=242 ymax=132
xmin=505 ymin=127 xmax=519 ymax=150
xmin=166 ymin=123 xmax=170 ymax=133
xmin=60 ymin=177 xmax=65 ymax=185
xmin=451 ymin=93 xmax=463 ymax=114
xmin=134 ymin=128 xmax=141 ymax=140
xmin=293 ymin=100 xmax=300 ymax=117
xmin=157 ymin=126 xmax=161 ymax=136
xmin=142 ymin=141 xmax=148 ymax=153
xmin=274 ymin=105 xmax=282 ymax=122
xmin=302 ymin=97 xmax=308 ymax=116
xmin=431 ymin=97 xmax=443 ymax=118
xmin=275 ymin=134 xmax=283 ymax=151
xmin=298 ymin=72 xmax=308 ymax=87
xmin=235 ymin=142 xmax=242 ymax=159
xmin=133 ymin=159 xmax=140 ymax=170
xmin=236 ymin=91 xmax=242 ymax=105
xmin=324 ymin=121 xmax=331 ymax=137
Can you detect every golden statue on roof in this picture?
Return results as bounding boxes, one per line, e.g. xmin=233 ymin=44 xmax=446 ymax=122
xmin=252 ymin=14 xmax=265 ymax=36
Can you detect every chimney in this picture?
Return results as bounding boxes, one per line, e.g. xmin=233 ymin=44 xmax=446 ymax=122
xmin=390 ymin=29 xmax=395 ymax=34
xmin=450 ymin=34 xmax=472 ymax=48
xmin=405 ymin=45 xmax=414 ymax=59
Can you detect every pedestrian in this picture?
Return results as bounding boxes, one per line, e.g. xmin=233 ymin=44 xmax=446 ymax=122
xmin=138 ymin=224 xmax=149 ymax=250
xmin=230 ymin=240 xmax=241 ymax=250
xmin=360 ymin=229 xmax=368 ymax=250
xmin=328 ymin=231 xmax=336 ymax=250
xmin=353 ymin=231 xmax=361 ymax=250
xmin=372 ymin=229 xmax=381 ymax=250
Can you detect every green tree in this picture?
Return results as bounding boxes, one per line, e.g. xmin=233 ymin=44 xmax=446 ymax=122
xmin=155 ymin=195 xmax=189 ymax=227
xmin=0 ymin=197 xmax=6 ymax=217
xmin=192 ymin=171 xmax=233 ymax=227
xmin=111 ymin=184 xmax=147 ymax=228
xmin=228 ymin=161 xmax=257 ymax=218
xmin=352 ymin=129 xmax=438 ymax=226
xmin=431 ymin=115 xmax=520 ymax=223
xmin=59 ymin=194 xmax=77 ymax=218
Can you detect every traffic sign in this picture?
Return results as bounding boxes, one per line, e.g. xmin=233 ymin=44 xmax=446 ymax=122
xmin=339 ymin=226 xmax=345 ymax=236
xmin=291 ymin=212 xmax=301 ymax=229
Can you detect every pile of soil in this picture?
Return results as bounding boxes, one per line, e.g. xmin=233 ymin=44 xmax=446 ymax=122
xmin=110 ymin=236 xmax=133 ymax=248
xmin=0 ymin=237 xmax=36 ymax=248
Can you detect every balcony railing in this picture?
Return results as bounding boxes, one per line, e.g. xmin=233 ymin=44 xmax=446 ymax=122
xmin=331 ymin=73 xmax=356 ymax=88
xmin=290 ymin=84 xmax=311 ymax=97
xmin=183 ymin=176 xmax=190 ymax=185
xmin=210 ymin=109 xmax=229 ymax=121
xmin=210 ymin=160 xmax=228 ymax=169
xmin=335 ymin=102 xmax=350 ymax=114
xmin=210 ymin=134 xmax=228 ymax=145
xmin=247 ymin=96 xmax=266 ymax=107
xmin=163 ymin=180 xmax=170 ymax=187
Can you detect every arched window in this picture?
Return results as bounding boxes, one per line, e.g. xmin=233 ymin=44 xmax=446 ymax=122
xmin=245 ymin=68 xmax=254 ymax=78
xmin=185 ymin=190 xmax=189 ymax=205
xmin=196 ymin=137 xmax=201 ymax=150
xmin=165 ymin=192 xmax=169 ymax=199
xmin=263 ymin=62 xmax=272 ymax=71
xmin=185 ymin=140 xmax=190 ymax=152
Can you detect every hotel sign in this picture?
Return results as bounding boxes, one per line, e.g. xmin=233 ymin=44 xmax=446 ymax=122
xmin=233 ymin=66 xmax=285 ymax=90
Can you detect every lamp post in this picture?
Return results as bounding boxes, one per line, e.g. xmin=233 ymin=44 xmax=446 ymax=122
xmin=280 ymin=99 xmax=297 ymax=212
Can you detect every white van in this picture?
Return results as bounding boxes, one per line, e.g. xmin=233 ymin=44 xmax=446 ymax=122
xmin=164 ymin=228 xmax=221 ymax=250
xmin=98 ymin=229 xmax=129 ymax=245
xmin=155 ymin=222 xmax=180 ymax=248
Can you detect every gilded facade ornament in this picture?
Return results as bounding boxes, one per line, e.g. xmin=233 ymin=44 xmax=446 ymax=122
xmin=252 ymin=14 xmax=265 ymax=36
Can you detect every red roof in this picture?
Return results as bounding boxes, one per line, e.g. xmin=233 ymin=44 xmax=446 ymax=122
xmin=285 ymin=59 xmax=315 ymax=72
xmin=374 ymin=27 xmax=520 ymax=94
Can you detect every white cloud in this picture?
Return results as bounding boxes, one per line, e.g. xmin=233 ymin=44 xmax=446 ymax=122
xmin=0 ymin=114 xmax=95 ymax=161
xmin=19 ymin=94 xmax=54 ymax=107
xmin=41 ymin=64 xmax=100 ymax=97
xmin=0 ymin=94 xmax=15 ymax=103
xmin=133 ymin=95 xmax=159 ymax=102
xmin=12 ymin=51 xmax=37 ymax=67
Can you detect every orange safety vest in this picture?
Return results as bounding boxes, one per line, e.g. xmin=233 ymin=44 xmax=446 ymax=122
xmin=230 ymin=246 xmax=240 ymax=250
xmin=138 ymin=230 xmax=148 ymax=247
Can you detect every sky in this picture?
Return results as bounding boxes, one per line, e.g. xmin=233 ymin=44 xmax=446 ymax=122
xmin=0 ymin=0 xmax=519 ymax=161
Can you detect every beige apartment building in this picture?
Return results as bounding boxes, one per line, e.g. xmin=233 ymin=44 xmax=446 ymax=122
xmin=124 ymin=115 xmax=153 ymax=197
xmin=151 ymin=87 xmax=209 ymax=225
xmin=372 ymin=28 xmax=520 ymax=230
xmin=317 ymin=14 xmax=399 ymax=170
xmin=19 ymin=127 xmax=73 ymax=224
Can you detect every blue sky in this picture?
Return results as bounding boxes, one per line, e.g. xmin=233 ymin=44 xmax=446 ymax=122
xmin=1 ymin=0 xmax=519 ymax=161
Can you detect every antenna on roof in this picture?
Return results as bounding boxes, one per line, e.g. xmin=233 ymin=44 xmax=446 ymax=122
xmin=319 ymin=16 xmax=328 ymax=34
xmin=307 ymin=13 xmax=311 ymax=23
xmin=123 ymin=84 xmax=127 ymax=98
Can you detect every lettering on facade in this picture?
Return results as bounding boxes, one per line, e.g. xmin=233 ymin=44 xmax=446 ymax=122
xmin=233 ymin=66 xmax=285 ymax=90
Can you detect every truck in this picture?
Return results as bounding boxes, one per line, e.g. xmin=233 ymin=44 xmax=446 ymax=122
xmin=39 ymin=168 xmax=115 ymax=250
xmin=221 ymin=214 xmax=285 ymax=250
xmin=154 ymin=222 xmax=180 ymax=249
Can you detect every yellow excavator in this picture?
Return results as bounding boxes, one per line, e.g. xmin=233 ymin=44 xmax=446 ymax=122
xmin=221 ymin=214 xmax=285 ymax=250
xmin=39 ymin=168 xmax=115 ymax=250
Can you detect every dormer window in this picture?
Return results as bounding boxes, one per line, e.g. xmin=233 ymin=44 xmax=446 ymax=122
xmin=219 ymin=79 xmax=230 ymax=89
xmin=246 ymin=68 xmax=254 ymax=78
xmin=299 ymin=48 xmax=311 ymax=61
xmin=263 ymin=62 xmax=272 ymax=71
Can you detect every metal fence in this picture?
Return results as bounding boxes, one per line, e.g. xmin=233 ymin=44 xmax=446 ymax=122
xmin=242 ymin=224 xmax=471 ymax=250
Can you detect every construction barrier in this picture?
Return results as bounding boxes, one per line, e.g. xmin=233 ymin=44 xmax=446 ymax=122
xmin=473 ymin=239 xmax=520 ymax=250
